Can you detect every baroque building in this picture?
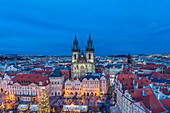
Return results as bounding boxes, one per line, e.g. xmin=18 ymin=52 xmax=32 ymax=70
xmin=71 ymin=34 xmax=95 ymax=78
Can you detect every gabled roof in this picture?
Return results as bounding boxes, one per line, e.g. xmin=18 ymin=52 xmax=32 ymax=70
xmin=151 ymin=72 xmax=170 ymax=80
xmin=60 ymin=70 xmax=70 ymax=81
xmin=118 ymin=74 xmax=137 ymax=81
xmin=134 ymin=78 xmax=152 ymax=88
xmin=131 ymin=88 xmax=167 ymax=113
xmin=160 ymin=98 xmax=170 ymax=112
xmin=82 ymin=75 xmax=100 ymax=80
xmin=82 ymin=74 xmax=108 ymax=81
xmin=8 ymin=74 xmax=50 ymax=86
xmin=50 ymin=67 xmax=63 ymax=77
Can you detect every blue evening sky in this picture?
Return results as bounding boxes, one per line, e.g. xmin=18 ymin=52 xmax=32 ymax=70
xmin=0 ymin=0 xmax=170 ymax=56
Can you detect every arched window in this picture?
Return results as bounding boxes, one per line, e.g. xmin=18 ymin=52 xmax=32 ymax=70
xmin=51 ymin=92 xmax=53 ymax=95
xmin=89 ymin=54 xmax=91 ymax=59
xmin=74 ymin=54 xmax=76 ymax=60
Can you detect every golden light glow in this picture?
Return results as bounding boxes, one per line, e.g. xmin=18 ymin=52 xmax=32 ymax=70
xmin=71 ymin=103 xmax=74 ymax=106
xmin=6 ymin=104 xmax=11 ymax=110
xmin=5 ymin=97 xmax=9 ymax=100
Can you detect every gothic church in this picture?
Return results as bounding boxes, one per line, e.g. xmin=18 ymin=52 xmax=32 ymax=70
xmin=71 ymin=34 xmax=95 ymax=78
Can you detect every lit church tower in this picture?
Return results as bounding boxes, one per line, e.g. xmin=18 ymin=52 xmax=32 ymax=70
xmin=85 ymin=34 xmax=94 ymax=63
xmin=71 ymin=34 xmax=80 ymax=63
xmin=71 ymin=34 xmax=95 ymax=78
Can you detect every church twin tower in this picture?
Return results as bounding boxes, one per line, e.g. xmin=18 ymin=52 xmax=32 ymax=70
xmin=71 ymin=34 xmax=95 ymax=78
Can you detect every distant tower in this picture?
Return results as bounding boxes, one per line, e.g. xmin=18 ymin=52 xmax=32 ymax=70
xmin=71 ymin=34 xmax=80 ymax=63
xmin=85 ymin=33 xmax=94 ymax=63
xmin=127 ymin=53 xmax=131 ymax=64
xmin=127 ymin=53 xmax=131 ymax=70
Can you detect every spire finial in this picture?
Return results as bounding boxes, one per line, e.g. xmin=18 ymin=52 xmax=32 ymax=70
xmin=89 ymin=33 xmax=91 ymax=41
xmin=75 ymin=34 xmax=77 ymax=41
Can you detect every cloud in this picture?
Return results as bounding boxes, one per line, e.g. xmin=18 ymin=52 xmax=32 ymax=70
xmin=151 ymin=25 xmax=170 ymax=34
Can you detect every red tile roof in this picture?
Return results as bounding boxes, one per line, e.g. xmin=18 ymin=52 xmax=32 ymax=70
xmin=104 ymin=71 xmax=109 ymax=78
xmin=30 ymin=70 xmax=53 ymax=76
xmin=165 ymin=67 xmax=170 ymax=74
xmin=143 ymin=93 xmax=166 ymax=113
xmin=131 ymin=88 xmax=167 ymax=113
xmin=120 ymin=79 xmax=134 ymax=90
xmin=8 ymin=74 xmax=50 ymax=86
xmin=131 ymin=88 xmax=153 ymax=100
xmin=134 ymin=78 xmax=152 ymax=89
xmin=151 ymin=72 xmax=170 ymax=80
xmin=160 ymin=98 xmax=170 ymax=112
xmin=118 ymin=74 xmax=137 ymax=80
xmin=60 ymin=70 xmax=70 ymax=81
xmin=8 ymin=73 xmax=18 ymax=76
xmin=160 ymin=88 xmax=170 ymax=95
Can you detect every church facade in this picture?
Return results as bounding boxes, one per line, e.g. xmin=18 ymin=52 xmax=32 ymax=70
xmin=71 ymin=34 xmax=95 ymax=78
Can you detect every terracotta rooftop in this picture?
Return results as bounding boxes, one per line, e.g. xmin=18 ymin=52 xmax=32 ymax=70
xmin=8 ymin=74 xmax=50 ymax=86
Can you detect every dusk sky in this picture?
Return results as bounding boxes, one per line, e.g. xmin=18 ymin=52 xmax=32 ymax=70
xmin=0 ymin=0 xmax=170 ymax=56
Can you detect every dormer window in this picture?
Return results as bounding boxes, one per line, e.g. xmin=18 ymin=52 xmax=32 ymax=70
xmin=10 ymin=81 xmax=13 ymax=84
xmin=39 ymin=82 xmax=42 ymax=85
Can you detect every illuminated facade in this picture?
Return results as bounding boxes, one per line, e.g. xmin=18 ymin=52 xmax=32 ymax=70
xmin=82 ymin=74 xmax=108 ymax=96
xmin=65 ymin=78 xmax=82 ymax=95
xmin=0 ymin=74 xmax=11 ymax=94
xmin=8 ymin=74 xmax=50 ymax=102
xmin=64 ymin=74 xmax=108 ymax=96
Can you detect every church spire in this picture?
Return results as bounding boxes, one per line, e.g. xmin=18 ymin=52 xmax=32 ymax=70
xmin=71 ymin=34 xmax=80 ymax=52
xmin=86 ymin=33 xmax=94 ymax=52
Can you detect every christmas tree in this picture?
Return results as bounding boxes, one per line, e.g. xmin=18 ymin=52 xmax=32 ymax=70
xmin=38 ymin=89 xmax=50 ymax=113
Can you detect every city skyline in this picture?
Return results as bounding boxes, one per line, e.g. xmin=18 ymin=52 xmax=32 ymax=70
xmin=0 ymin=0 xmax=170 ymax=56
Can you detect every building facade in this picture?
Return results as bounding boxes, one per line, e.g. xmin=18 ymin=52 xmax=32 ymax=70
xmin=49 ymin=67 xmax=65 ymax=96
xmin=0 ymin=74 xmax=11 ymax=94
xmin=8 ymin=74 xmax=50 ymax=102
xmin=65 ymin=78 xmax=82 ymax=95
xmin=64 ymin=74 xmax=108 ymax=97
xmin=82 ymin=74 xmax=108 ymax=96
